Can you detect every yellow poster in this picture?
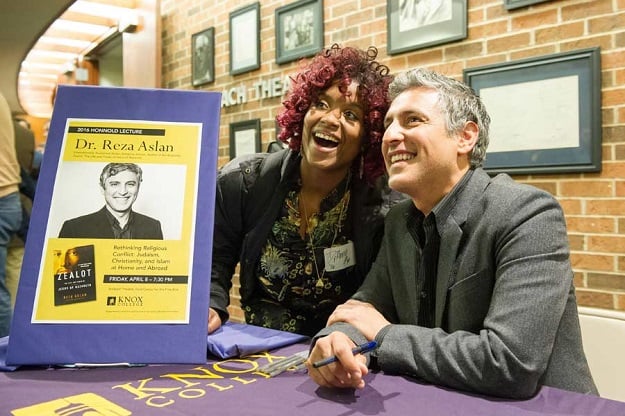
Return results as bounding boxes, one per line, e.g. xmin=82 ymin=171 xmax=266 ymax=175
xmin=32 ymin=118 xmax=202 ymax=323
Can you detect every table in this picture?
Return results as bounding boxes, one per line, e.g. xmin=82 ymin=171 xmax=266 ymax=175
xmin=1 ymin=344 xmax=624 ymax=416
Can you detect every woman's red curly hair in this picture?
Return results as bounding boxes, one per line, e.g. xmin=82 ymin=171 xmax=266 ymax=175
xmin=276 ymin=44 xmax=393 ymax=185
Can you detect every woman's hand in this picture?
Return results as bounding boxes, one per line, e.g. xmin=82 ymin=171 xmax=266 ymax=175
xmin=207 ymin=307 xmax=222 ymax=333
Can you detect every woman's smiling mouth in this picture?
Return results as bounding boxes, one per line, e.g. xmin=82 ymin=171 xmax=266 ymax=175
xmin=313 ymin=132 xmax=339 ymax=148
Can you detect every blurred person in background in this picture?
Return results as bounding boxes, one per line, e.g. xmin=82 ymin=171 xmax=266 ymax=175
xmin=0 ymin=93 xmax=22 ymax=337
xmin=5 ymin=117 xmax=36 ymax=309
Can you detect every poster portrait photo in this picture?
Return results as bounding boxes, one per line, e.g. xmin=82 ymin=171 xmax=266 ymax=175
xmin=48 ymin=161 xmax=186 ymax=240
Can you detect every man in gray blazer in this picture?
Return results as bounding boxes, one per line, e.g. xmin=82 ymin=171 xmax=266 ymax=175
xmin=306 ymin=68 xmax=597 ymax=399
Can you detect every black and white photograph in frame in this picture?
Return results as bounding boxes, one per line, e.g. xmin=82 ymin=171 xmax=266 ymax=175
xmin=504 ymin=0 xmax=551 ymax=10
xmin=387 ymin=0 xmax=467 ymax=55
xmin=399 ymin=0 xmax=452 ymax=31
xmin=275 ymin=0 xmax=324 ymax=65
xmin=191 ymin=27 xmax=214 ymax=87
xmin=229 ymin=2 xmax=260 ymax=75
xmin=229 ymin=119 xmax=261 ymax=160
xmin=463 ymin=47 xmax=602 ymax=175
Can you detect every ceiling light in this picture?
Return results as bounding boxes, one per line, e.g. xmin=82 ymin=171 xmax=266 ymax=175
xmin=21 ymin=62 xmax=67 ymax=71
xmin=26 ymin=50 xmax=78 ymax=61
xmin=38 ymin=36 xmax=92 ymax=49
xmin=51 ymin=19 xmax=112 ymax=36
xmin=17 ymin=0 xmax=138 ymax=118
xmin=70 ymin=1 xmax=136 ymax=19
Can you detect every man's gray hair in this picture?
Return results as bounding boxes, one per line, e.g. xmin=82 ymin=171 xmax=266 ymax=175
xmin=388 ymin=68 xmax=491 ymax=168
xmin=99 ymin=163 xmax=143 ymax=188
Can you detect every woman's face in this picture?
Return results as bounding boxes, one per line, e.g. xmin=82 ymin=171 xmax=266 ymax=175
xmin=300 ymin=82 xmax=365 ymax=175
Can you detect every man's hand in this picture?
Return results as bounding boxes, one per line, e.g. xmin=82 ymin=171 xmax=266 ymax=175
xmin=306 ymin=331 xmax=369 ymax=389
xmin=328 ymin=299 xmax=389 ymax=340
xmin=207 ymin=307 xmax=222 ymax=333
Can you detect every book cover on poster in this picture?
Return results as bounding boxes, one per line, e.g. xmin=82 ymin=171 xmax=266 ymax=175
xmin=7 ymin=85 xmax=220 ymax=365
xmin=53 ymin=244 xmax=96 ymax=306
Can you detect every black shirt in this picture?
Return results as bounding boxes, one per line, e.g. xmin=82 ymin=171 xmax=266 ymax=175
xmin=407 ymin=169 xmax=474 ymax=327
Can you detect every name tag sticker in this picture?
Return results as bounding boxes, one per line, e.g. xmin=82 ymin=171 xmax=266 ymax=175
xmin=324 ymin=241 xmax=356 ymax=272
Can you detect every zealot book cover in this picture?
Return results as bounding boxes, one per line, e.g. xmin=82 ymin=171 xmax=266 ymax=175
xmin=8 ymin=85 xmax=220 ymax=365
xmin=53 ymin=244 xmax=96 ymax=306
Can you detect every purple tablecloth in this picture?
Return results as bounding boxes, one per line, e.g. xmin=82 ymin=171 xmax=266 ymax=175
xmin=1 ymin=343 xmax=623 ymax=416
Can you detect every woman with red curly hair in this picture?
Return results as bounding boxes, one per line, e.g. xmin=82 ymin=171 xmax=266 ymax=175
xmin=209 ymin=44 xmax=400 ymax=337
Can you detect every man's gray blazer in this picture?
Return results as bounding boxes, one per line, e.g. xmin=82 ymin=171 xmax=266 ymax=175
xmin=321 ymin=168 xmax=597 ymax=399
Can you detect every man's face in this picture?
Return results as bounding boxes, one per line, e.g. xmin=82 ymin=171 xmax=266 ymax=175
xmin=382 ymin=87 xmax=464 ymax=199
xmin=101 ymin=170 xmax=140 ymax=214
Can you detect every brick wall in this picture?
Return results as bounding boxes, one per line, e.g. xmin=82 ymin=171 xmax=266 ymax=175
xmin=161 ymin=0 xmax=625 ymax=320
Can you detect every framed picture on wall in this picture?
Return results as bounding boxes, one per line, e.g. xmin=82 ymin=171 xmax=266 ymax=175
xmin=387 ymin=0 xmax=467 ymax=55
xmin=229 ymin=2 xmax=260 ymax=75
xmin=191 ymin=27 xmax=214 ymax=87
xmin=230 ymin=119 xmax=261 ymax=159
xmin=504 ymin=0 xmax=551 ymax=10
xmin=275 ymin=0 xmax=324 ymax=65
xmin=463 ymin=47 xmax=602 ymax=175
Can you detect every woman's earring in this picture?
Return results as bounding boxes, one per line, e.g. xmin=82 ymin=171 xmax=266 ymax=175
xmin=359 ymin=153 xmax=364 ymax=179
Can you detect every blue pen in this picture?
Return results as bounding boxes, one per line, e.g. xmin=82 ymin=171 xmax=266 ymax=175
xmin=312 ymin=340 xmax=378 ymax=368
